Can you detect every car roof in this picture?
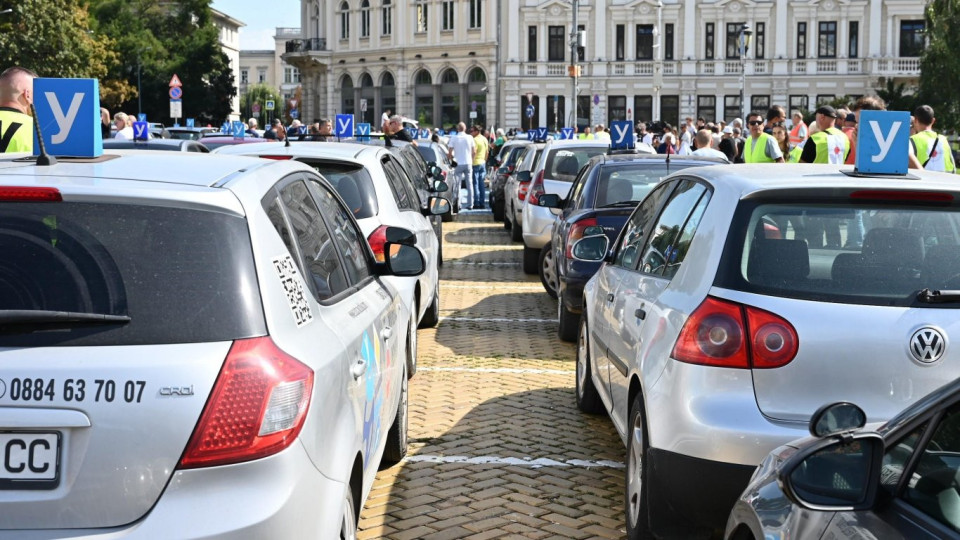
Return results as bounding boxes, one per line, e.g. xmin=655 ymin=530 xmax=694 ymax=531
xmin=544 ymin=139 xmax=610 ymax=148
xmin=102 ymin=139 xmax=205 ymax=151
xmin=211 ymin=140 xmax=383 ymax=162
xmin=592 ymin=153 xmax=728 ymax=166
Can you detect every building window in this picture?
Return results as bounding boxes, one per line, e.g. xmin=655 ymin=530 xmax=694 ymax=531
xmin=615 ymin=24 xmax=625 ymax=61
xmin=751 ymin=95 xmax=770 ymax=115
xmin=470 ymin=0 xmax=482 ymax=29
xmin=816 ymin=95 xmax=835 ymax=106
xmin=755 ymin=22 xmax=765 ymax=59
xmin=661 ymin=95 xmax=679 ymax=128
xmin=608 ymin=95 xmax=627 ymax=125
xmin=900 ymin=20 xmax=925 ymax=57
xmin=789 ymin=95 xmax=809 ymax=114
xmin=665 ymin=23 xmax=674 ymax=60
xmin=797 ymin=22 xmax=807 ymax=59
xmin=339 ymin=1 xmax=349 ymax=40
xmin=415 ymin=0 xmax=428 ymax=33
xmin=360 ymin=0 xmax=370 ymax=37
xmin=441 ymin=1 xmax=454 ymax=31
xmin=382 ymin=0 xmax=392 ymax=35
xmin=284 ymin=66 xmax=300 ymax=84
xmin=705 ymin=23 xmax=715 ymax=60
xmin=818 ymin=21 xmax=837 ymax=58
xmin=241 ymin=69 xmax=249 ymax=85
xmin=577 ymin=24 xmax=585 ymax=62
xmin=697 ymin=95 xmax=716 ymax=123
xmin=849 ymin=21 xmax=859 ymax=58
xmin=548 ymin=25 xmax=565 ymax=62
xmin=724 ymin=95 xmax=740 ymax=123
xmin=726 ymin=22 xmax=746 ymax=59
xmin=257 ymin=68 xmax=266 ymax=83
xmin=634 ymin=95 xmax=653 ymax=123
xmin=528 ymin=26 xmax=537 ymax=62
xmin=636 ymin=25 xmax=654 ymax=60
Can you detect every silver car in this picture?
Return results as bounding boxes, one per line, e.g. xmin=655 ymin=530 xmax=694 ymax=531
xmin=0 ymin=151 xmax=424 ymax=538
xmin=504 ymin=143 xmax=545 ymax=242
xmin=574 ymin=163 xmax=960 ymax=538
xmin=520 ymin=140 xmax=611 ymax=274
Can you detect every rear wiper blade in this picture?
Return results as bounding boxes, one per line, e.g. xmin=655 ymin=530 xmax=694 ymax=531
xmin=917 ymin=289 xmax=960 ymax=303
xmin=598 ymin=200 xmax=641 ymax=208
xmin=0 ymin=310 xmax=130 ymax=328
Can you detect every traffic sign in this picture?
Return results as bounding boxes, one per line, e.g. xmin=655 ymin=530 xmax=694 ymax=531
xmin=265 ymin=100 xmax=275 ymax=111
xmin=525 ymin=105 xmax=535 ymax=118
xmin=169 ymin=87 xmax=182 ymax=100
xmin=359 ymin=99 xmax=368 ymax=112
xmin=471 ymin=101 xmax=477 ymax=112
xmin=169 ymin=74 xmax=182 ymax=88
xmin=469 ymin=111 xmax=478 ymax=119
xmin=290 ymin=109 xmax=299 ymax=119
xmin=170 ymin=100 xmax=182 ymax=119
xmin=252 ymin=102 xmax=261 ymax=114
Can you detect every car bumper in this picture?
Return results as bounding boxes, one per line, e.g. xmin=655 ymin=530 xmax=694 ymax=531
xmin=0 ymin=442 xmax=346 ymax=539
xmin=559 ymin=279 xmax=585 ymax=313
xmin=522 ymin=205 xmax=557 ymax=249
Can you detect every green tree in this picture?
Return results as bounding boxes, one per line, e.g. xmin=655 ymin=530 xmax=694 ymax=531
xmin=876 ymin=78 xmax=918 ymax=114
xmin=919 ymin=0 xmax=960 ymax=131
xmin=240 ymin=84 xmax=286 ymax=125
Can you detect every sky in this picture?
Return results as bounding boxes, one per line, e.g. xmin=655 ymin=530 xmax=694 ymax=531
xmin=211 ymin=0 xmax=302 ymax=50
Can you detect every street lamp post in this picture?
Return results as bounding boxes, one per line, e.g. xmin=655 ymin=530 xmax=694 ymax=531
xmin=738 ymin=23 xmax=753 ymax=123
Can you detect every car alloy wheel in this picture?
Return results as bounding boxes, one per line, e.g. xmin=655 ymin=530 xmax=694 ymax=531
xmin=625 ymin=393 xmax=653 ymax=539
xmin=575 ymin=318 xmax=603 ymax=413
xmin=383 ymin=366 xmax=409 ymax=464
xmin=406 ymin=309 xmax=418 ymax=378
xmin=539 ymin=243 xmax=558 ymax=299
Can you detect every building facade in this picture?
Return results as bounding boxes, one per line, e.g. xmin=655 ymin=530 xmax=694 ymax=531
xmin=211 ymin=8 xmax=245 ymax=121
xmin=282 ymin=0 xmax=926 ymax=131
xmin=239 ymin=28 xmax=304 ymax=121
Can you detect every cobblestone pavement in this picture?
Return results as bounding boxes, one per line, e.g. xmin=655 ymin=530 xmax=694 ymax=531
xmin=358 ymin=211 xmax=628 ymax=540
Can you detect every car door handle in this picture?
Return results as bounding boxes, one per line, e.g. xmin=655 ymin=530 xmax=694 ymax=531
xmin=635 ymin=308 xmax=646 ymax=320
xmin=382 ymin=326 xmax=393 ymax=340
xmin=606 ymin=293 xmax=615 ymax=302
xmin=350 ymin=358 xmax=366 ymax=380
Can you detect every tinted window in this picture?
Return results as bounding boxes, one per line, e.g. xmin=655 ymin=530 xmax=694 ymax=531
xmin=615 ymin=182 xmax=676 ymax=269
xmin=296 ymin=159 xmax=378 ymax=219
xmin=307 ymin=178 xmax=372 ymax=284
xmin=595 ymin=164 xmax=698 ymax=207
xmin=902 ymin=403 xmax=960 ymax=532
xmin=0 ymin=202 xmax=265 ymax=346
xmin=381 ymin=157 xmax=416 ymax=210
xmin=416 ymin=145 xmax=439 ymax=162
xmin=280 ymin=180 xmax=349 ymax=301
xmin=641 ymin=181 xmax=708 ymax=276
xmin=544 ymin=147 xmax=608 ymax=182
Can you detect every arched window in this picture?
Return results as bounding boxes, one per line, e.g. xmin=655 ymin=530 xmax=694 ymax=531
xmin=358 ymin=73 xmax=375 ymax=123
xmin=360 ymin=0 xmax=370 ymax=38
xmin=440 ymin=69 xmax=460 ymax=128
xmin=467 ymin=67 xmax=487 ymax=127
xmin=339 ymin=2 xmax=350 ymax=40
xmin=413 ymin=70 xmax=434 ymax=127
xmin=381 ymin=0 xmax=392 ymax=35
xmin=380 ymin=72 xmax=396 ymax=122
xmin=340 ymin=74 xmax=355 ymax=114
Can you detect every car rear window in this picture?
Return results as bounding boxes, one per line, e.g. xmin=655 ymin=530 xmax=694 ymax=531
xmin=0 ymin=202 xmax=266 ymax=346
xmin=716 ymin=199 xmax=960 ymax=307
xmin=415 ymin=145 xmax=439 ymax=163
xmin=545 ymin=147 xmax=609 ymax=182
xmin=595 ymin=164 xmax=698 ymax=207
xmin=295 ymin=159 xmax=379 ymax=219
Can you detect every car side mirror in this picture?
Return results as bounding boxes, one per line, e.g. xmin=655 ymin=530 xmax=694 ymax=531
xmin=426 ymin=196 xmax=451 ymax=216
xmin=429 ymin=165 xmax=444 ymax=179
xmin=385 ymin=226 xmax=417 ymax=246
xmin=516 ymin=170 xmax=531 ymax=182
xmin=810 ymin=402 xmax=867 ymax=437
xmin=381 ymin=243 xmax=426 ymax=277
xmin=538 ymin=194 xmax=562 ymax=208
xmin=571 ymin=235 xmax=609 ymax=262
xmin=432 ymin=180 xmax=449 ymax=193
xmin=779 ymin=434 xmax=883 ymax=512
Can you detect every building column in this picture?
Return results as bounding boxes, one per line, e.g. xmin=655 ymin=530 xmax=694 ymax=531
xmin=433 ymin=84 xmax=442 ymax=129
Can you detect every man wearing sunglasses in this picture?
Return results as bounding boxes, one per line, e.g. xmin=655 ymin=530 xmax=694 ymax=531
xmin=743 ymin=111 xmax=785 ymax=163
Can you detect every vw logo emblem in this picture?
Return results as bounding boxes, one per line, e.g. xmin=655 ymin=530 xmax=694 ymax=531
xmin=910 ymin=327 xmax=947 ymax=364
xmin=0 ymin=379 xmax=5 ymax=399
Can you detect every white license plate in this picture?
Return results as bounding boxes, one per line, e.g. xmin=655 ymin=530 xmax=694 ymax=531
xmin=0 ymin=432 xmax=60 ymax=489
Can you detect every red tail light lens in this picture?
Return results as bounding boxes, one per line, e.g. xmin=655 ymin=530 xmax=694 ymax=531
xmin=565 ymin=217 xmax=598 ymax=258
xmin=527 ymin=170 xmax=546 ymax=206
xmin=260 ymin=155 xmax=294 ymax=160
xmin=179 ymin=337 xmax=314 ymax=469
xmin=0 ymin=187 xmax=62 ymax=202
xmin=367 ymin=225 xmax=389 ymax=263
xmin=518 ymin=181 xmax=531 ymax=201
xmin=672 ymin=297 xmax=798 ymax=369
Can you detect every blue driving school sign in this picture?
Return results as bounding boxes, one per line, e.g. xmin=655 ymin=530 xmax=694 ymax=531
xmin=610 ymin=121 xmax=635 ymax=150
xmin=335 ymin=114 xmax=354 ymax=138
xmin=33 ymin=78 xmax=103 ymax=158
xmin=855 ymin=110 xmax=910 ymax=175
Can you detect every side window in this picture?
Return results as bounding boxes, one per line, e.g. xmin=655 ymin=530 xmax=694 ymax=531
xmin=641 ymin=180 xmax=708 ymax=276
xmin=566 ymin=165 xmax=590 ymax=210
xmin=265 ymin=196 xmax=297 ymax=257
xmin=279 ymin=180 xmax=350 ymax=301
xmin=395 ymin=156 xmax=425 ymax=205
xmin=660 ymin=184 xmax=711 ymax=279
xmin=615 ymin=181 xmax=676 ymax=269
xmin=307 ymin=177 xmax=372 ymax=284
xmin=381 ymin=158 xmax=415 ymax=210
xmin=902 ymin=404 xmax=960 ymax=533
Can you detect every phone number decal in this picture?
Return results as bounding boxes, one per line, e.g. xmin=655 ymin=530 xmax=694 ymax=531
xmin=0 ymin=378 xmax=146 ymax=403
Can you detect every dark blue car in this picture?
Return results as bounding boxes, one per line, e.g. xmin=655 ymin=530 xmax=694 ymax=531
xmin=539 ymin=153 xmax=727 ymax=341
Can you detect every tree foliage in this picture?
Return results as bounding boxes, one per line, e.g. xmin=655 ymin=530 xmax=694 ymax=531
xmin=240 ymin=84 xmax=286 ymax=125
xmin=876 ymin=78 xmax=918 ymax=114
xmin=919 ymin=0 xmax=960 ymax=131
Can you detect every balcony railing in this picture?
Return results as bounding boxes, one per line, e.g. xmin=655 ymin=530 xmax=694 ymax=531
xmin=546 ymin=63 xmax=565 ymax=76
xmin=285 ymin=38 xmax=327 ymax=53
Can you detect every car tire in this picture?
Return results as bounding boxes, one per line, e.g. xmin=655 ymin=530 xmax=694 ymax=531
xmin=522 ymin=246 xmax=539 ymax=275
xmin=382 ymin=366 xmax=409 ymax=465
xmin=558 ymin=295 xmax=579 ymax=342
xmin=575 ymin=318 xmax=604 ymax=414
xmin=492 ymin=198 xmax=504 ymax=222
xmin=405 ymin=310 xmax=418 ymax=379
xmin=340 ymin=486 xmax=358 ymax=540
xmin=511 ymin=214 xmax=523 ymax=242
xmin=418 ymin=282 xmax=440 ymax=328
xmin=539 ymin=244 xmax=559 ymax=299
xmin=626 ymin=393 xmax=654 ymax=540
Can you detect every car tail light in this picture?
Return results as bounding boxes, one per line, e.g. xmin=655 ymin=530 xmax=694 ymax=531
xmin=367 ymin=225 xmax=389 ymax=263
xmin=672 ymin=297 xmax=798 ymax=369
xmin=0 ymin=187 xmax=62 ymax=202
xmin=507 ymin=164 xmax=516 ymax=173
xmin=260 ymin=155 xmax=294 ymax=160
xmin=179 ymin=337 xmax=314 ymax=469
xmin=527 ymin=170 xmax=546 ymax=206
xmin=518 ymin=180 xmax=531 ymax=201
xmin=565 ymin=217 xmax=598 ymax=258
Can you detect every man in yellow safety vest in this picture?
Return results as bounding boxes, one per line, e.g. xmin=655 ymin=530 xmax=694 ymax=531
xmin=910 ymin=105 xmax=955 ymax=173
xmin=799 ymin=106 xmax=849 ymax=164
xmin=743 ymin=111 xmax=785 ymax=163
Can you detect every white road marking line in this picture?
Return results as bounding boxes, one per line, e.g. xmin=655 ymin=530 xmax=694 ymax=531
xmin=440 ymin=316 xmax=555 ymax=324
xmin=447 ymin=261 xmax=521 ymax=266
xmin=441 ymin=284 xmax=542 ymax=290
xmin=418 ymin=367 xmax=573 ymax=375
xmin=403 ymin=454 xmax=625 ymax=469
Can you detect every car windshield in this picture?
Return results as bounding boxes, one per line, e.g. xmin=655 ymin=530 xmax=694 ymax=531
xmin=718 ymin=200 xmax=960 ymax=306
xmin=0 ymin=202 xmax=265 ymax=346
xmin=168 ymin=130 xmax=201 ymax=140
xmin=545 ymin=147 xmax=608 ymax=182
xmin=595 ymin=164 xmax=695 ymax=207
xmin=296 ymin=159 xmax=379 ymax=219
xmin=415 ymin=146 xmax=438 ymax=162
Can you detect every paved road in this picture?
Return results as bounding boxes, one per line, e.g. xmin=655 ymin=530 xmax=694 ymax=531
xmin=358 ymin=211 xmax=628 ymax=540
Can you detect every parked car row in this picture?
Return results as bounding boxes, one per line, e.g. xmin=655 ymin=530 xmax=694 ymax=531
xmin=0 ymin=121 xmax=453 ymax=536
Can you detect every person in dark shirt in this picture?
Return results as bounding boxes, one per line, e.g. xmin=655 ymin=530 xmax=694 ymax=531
xmin=384 ymin=114 xmax=414 ymax=146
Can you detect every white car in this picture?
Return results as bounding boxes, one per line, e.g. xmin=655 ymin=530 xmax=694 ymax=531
xmin=0 ymin=150 xmax=424 ymax=538
xmin=520 ymin=139 xmax=611 ymax=274
xmin=214 ymin=142 xmax=450 ymax=354
xmin=503 ymin=143 xmax=545 ymax=242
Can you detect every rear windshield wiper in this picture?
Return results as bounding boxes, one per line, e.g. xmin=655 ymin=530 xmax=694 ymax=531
xmin=0 ymin=310 xmax=130 ymax=333
xmin=599 ymin=201 xmax=641 ymax=208
xmin=917 ymin=289 xmax=960 ymax=303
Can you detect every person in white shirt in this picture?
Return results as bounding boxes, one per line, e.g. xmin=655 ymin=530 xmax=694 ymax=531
xmin=113 ymin=112 xmax=134 ymax=140
xmin=691 ymin=129 xmax=730 ymax=161
xmin=447 ymin=122 xmax=476 ymax=208
xmin=380 ymin=108 xmax=391 ymax=131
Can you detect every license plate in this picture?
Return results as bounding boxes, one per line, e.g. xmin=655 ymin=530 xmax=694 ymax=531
xmin=0 ymin=432 xmax=60 ymax=490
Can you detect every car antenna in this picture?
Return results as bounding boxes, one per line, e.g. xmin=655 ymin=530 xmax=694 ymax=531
xmin=285 ymin=135 xmax=291 ymax=148
xmin=30 ymin=103 xmax=57 ymax=166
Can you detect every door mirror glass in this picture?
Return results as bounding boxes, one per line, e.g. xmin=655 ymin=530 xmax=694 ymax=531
xmin=385 ymin=226 xmax=417 ymax=246
xmin=385 ymin=244 xmax=426 ymax=276
xmin=538 ymin=194 xmax=562 ymax=208
xmin=571 ymin=235 xmax=609 ymax=262
xmin=433 ymin=179 xmax=449 ymax=193
xmin=428 ymin=196 xmax=451 ymax=215
xmin=782 ymin=435 xmax=882 ymax=510
xmin=810 ymin=402 xmax=867 ymax=437
xmin=516 ymin=170 xmax=531 ymax=183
